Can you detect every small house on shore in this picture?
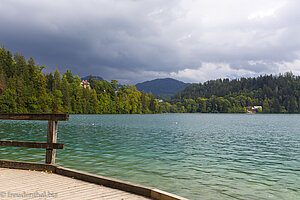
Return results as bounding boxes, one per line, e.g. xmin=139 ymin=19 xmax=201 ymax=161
xmin=246 ymin=106 xmax=262 ymax=114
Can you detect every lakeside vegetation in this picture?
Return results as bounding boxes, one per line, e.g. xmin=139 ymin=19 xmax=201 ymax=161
xmin=0 ymin=47 xmax=162 ymax=114
xmin=171 ymin=72 xmax=299 ymax=113
xmin=1 ymin=47 xmax=300 ymax=114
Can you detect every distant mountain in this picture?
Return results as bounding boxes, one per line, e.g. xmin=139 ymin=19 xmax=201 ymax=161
xmin=135 ymin=78 xmax=189 ymax=97
xmin=81 ymin=75 xmax=103 ymax=81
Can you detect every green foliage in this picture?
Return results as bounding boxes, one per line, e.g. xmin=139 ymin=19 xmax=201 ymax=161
xmin=1 ymin=46 xmax=299 ymax=114
xmin=172 ymin=72 xmax=300 ymax=113
xmin=0 ymin=89 xmax=17 ymax=112
xmin=0 ymin=47 xmax=164 ymax=114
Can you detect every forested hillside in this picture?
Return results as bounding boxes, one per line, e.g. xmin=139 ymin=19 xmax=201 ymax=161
xmin=0 ymin=47 xmax=173 ymax=114
xmin=1 ymin=46 xmax=299 ymax=114
xmin=172 ymin=73 xmax=300 ymax=113
xmin=135 ymin=78 xmax=188 ymax=97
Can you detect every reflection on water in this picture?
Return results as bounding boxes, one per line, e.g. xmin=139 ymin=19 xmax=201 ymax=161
xmin=1 ymin=114 xmax=300 ymax=200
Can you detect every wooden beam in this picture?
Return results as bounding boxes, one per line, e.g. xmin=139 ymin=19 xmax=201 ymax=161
xmin=0 ymin=160 xmax=57 ymax=172
xmin=0 ymin=113 xmax=69 ymax=121
xmin=46 ymin=120 xmax=58 ymax=164
xmin=0 ymin=140 xmax=64 ymax=149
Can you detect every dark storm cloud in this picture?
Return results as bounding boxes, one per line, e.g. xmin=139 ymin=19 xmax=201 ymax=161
xmin=1 ymin=0 xmax=300 ymax=83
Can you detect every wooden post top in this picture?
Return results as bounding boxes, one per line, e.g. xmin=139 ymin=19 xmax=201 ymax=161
xmin=0 ymin=113 xmax=69 ymax=121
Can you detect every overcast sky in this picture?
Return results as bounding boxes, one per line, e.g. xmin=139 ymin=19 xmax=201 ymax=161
xmin=1 ymin=0 xmax=300 ymax=84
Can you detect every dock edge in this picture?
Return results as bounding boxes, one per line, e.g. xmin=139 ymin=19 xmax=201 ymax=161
xmin=0 ymin=159 xmax=189 ymax=200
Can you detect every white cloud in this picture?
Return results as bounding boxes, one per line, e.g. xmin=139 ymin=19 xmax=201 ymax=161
xmin=170 ymin=62 xmax=257 ymax=83
xmin=247 ymin=2 xmax=285 ymax=20
xmin=275 ymin=60 xmax=300 ymax=75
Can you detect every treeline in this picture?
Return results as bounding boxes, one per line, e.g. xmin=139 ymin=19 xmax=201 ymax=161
xmin=2 ymin=46 xmax=300 ymax=114
xmin=171 ymin=72 xmax=300 ymax=113
xmin=0 ymin=47 xmax=174 ymax=114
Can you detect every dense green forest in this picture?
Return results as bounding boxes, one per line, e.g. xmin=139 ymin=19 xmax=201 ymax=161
xmin=171 ymin=72 xmax=300 ymax=113
xmin=0 ymin=47 xmax=174 ymax=114
xmin=1 ymin=46 xmax=300 ymax=114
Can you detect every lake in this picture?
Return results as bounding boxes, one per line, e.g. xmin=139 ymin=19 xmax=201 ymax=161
xmin=0 ymin=114 xmax=300 ymax=200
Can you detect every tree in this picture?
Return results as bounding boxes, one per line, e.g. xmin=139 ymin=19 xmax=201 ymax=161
xmin=52 ymin=90 xmax=63 ymax=113
xmin=0 ymin=71 xmax=6 ymax=94
xmin=46 ymin=73 xmax=54 ymax=92
xmin=0 ymin=47 xmax=15 ymax=78
xmin=35 ymin=73 xmax=50 ymax=112
xmin=263 ymin=98 xmax=271 ymax=113
xmin=61 ymin=75 xmax=71 ymax=112
xmin=0 ymin=89 xmax=17 ymax=112
xmin=64 ymin=69 xmax=74 ymax=84
xmin=287 ymin=96 xmax=297 ymax=113
xmin=271 ymin=98 xmax=281 ymax=113
xmin=196 ymin=98 xmax=207 ymax=113
xmin=111 ymin=79 xmax=118 ymax=90
xmin=53 ymin=68 xmax=61 ymax=90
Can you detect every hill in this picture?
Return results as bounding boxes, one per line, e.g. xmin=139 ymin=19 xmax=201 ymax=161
xmin=81 ymin=75 xmax=103 ymax=81
xmin=136 ymin=78 xmax=188 ymax=97
xmin=172 ymin=72 xmax=300 ymax=113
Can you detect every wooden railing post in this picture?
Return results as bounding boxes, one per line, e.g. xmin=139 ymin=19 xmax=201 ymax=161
xmin=46 ymin=120 xmax=58 ymax=164
xmin=0 ymin=113 xmax=68 ymax=164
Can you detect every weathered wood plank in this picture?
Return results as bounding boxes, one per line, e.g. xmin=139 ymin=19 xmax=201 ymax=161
xmin=0 ymin=160 xmax=57 ymax=172
xmin=0 ymin=113 xmax=69 ymax=121
xmin=46 ymin=120 xmax=58 ymax=164
xmin=0 ymin=140 xmax=64 ymax=149
xmin=0 ymin=167 xmax=152 ymax=200
xmin=0 ymin=160 xmax=188 ymax=200
xmin=55 ymin=166 xmax=154 ymax=197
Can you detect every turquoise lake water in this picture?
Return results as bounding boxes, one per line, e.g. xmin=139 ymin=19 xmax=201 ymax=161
xmin=0 ymin=114 xmax=300 ymax=200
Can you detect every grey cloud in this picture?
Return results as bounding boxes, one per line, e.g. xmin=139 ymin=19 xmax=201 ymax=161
xmin=0 ymin=0 xmax=300 ymax=83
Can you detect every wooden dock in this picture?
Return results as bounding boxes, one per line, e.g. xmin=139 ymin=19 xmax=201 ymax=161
xmin=0 ymin=167 xmax=150 ymax=200
xmin=0 ymin=113 xmax=189 ymax=200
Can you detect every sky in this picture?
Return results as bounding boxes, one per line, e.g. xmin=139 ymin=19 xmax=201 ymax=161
xmin=1 ymin=0 xmax=300 ymax=84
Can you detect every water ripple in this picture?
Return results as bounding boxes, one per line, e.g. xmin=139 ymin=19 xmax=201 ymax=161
xmin=1 ymin=114 xmax=300 ymax=200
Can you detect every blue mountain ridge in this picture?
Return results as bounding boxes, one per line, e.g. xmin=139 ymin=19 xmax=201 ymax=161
xmin=81 ymin=76 xmax=188 ymax=97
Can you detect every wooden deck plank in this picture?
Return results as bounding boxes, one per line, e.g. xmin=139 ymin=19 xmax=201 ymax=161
xmin=0 ymin=168 xmax=151 ymax=200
